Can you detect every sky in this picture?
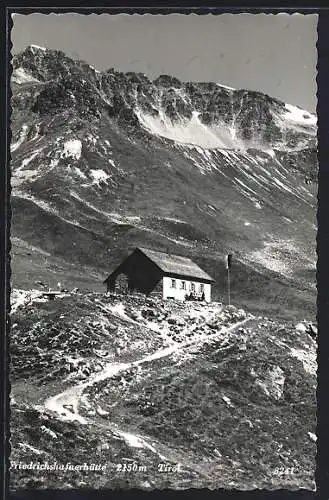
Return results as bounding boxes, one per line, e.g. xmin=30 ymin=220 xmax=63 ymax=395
xmin=11 ymin=13 xmax=318 ymax=112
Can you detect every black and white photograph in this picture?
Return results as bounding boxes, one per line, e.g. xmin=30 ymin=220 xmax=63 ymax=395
xmin=9 ymin=12 xmax=318 ymax=491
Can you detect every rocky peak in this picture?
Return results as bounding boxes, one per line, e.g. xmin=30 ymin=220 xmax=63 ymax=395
xmin=11 ymin=46 xmax=317 ymax=151
xmin=13 ymin=46 xmax=74 ymax=82
xmin=153 ymin=74 xmax=183 ymax=88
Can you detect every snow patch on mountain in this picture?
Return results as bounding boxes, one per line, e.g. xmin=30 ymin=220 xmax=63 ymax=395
xmin=11 ymin=125 xmax=29 ymax=152
xmin=12 ymin=169 xmax=37 ymax=187
xmin=63 ymin=139 xmax=82 ymax=160
xmin=11 ymin=237 xmax=51 ymax=257
xmin=30 ymin=44 xmax=47 ymax=52
xmin=12 ymin=148 xmax=45 ymax=186
xmin=73 ymin=167 xmax=87 ymax=179
xmin=163 ymin=216 xmax=187 ymax=223
xmin=12 ymin=67 xmax=40 ymax=85
xmin=13 ymin=190 xmax=59 ymax=215
xmin=49 ymin=158 xmax=59 ymax=169
xmin=283 ymin=104 xmax=317 ymax=126
xmin=89 ymin=64 xmax=100 ymax=74
xmin=90 ymin=169 xmax=110 ymax=185
xmin=216 ymin=83 xmax=235 ymax=91
xmin=271 ymin=103 xmax=317 ymax=143
xmin=265 ymin=149 xmax=276 ymax=159
xmin=70 ymin=190 xmax=141 ymax=225
xmin=13 ymin=190 xmax=86 ymax=230
xmin=136 ymin=109 xmax=246 ymax=150
xmin=20 ymin=149 xmax=43 ymax=169
xmin=234 ymin=178 xmax=260 ymax=198
xmin=272 ymin=177 xmax=294 ymax=194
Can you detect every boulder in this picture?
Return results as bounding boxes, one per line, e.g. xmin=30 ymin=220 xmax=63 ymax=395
xmin=308 ymin=324 xmax=317 ymax=339
xmin=295 ymin=322 xmax=308 ymax=333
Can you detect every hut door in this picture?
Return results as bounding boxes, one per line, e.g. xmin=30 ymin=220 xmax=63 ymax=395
xmin=115 ymin=273 xmax=130 ymax=294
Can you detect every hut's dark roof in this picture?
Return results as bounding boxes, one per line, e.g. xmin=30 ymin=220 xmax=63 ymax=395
xmin=138 ymin=247 xmax=214 ymax=281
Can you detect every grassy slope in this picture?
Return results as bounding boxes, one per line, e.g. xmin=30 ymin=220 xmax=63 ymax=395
xmin=11 ymin=240 xmax=315 ymax=323
xmin=10 ymin=104 xmax=317 ymax=322
xmin=10 ymin=188 xmax=316 ymax=321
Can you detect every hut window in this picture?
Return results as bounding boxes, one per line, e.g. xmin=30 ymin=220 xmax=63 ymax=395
xmin=190 ymin=282 xmax=195 ymax=292
xmin=171 ymin=279 xmax=176 ymax=288
xmin=181 ymin=281 xmax=186 ymax=290
xmin=199 ymin=283 xmax=205 ymax=292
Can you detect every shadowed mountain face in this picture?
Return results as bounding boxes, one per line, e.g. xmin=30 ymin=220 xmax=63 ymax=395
xmin=10 ymin=45 xmax=317 ymax=320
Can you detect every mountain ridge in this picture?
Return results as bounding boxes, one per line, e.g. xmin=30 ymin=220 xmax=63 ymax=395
xmin=12 ymin=45 xmax=316 ymax=151
xmin=12 ymin=45 xmax=316 ymax=111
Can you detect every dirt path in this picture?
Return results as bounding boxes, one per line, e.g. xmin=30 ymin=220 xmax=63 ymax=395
xmin=44 ymin=316 xmax=253 ymax=459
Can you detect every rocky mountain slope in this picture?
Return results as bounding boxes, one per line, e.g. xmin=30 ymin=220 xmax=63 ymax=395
xmin=9 ymin=47 xmax=318 ymax=490
xmin=10 ymin=45 xmax=317 ymax=320
xmin=10 ymin=291 xmax=316 ymax=490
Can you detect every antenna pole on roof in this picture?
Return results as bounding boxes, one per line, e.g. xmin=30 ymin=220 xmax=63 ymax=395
xmin=225 ymin=254 xmax=232 ymax=306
